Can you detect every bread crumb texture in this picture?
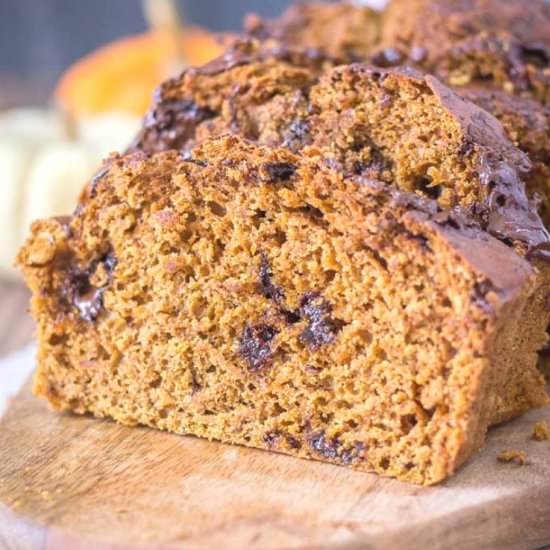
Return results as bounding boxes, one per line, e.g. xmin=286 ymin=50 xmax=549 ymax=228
xmin=18 ymin=133 xmax=548 ymax=485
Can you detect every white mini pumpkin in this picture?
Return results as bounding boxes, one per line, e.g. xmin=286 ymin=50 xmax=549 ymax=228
xmin=0 ymin=109 xmax=139 ymax=278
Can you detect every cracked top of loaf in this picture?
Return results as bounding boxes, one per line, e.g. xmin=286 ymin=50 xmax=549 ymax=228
xmin=381 ymin=0 xmax=550 ymax=99
xmin=242 ymin=0 xmax=550 ymax=101
xmin=244 ymin=1 xmax=381 ymax=62
xmin=130 ymin=41 xmax=549 ymax=258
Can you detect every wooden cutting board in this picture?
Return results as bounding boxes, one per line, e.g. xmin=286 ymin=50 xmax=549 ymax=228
xmin=0 ymin=279 xmax=33 ymax=357
xmin=0 ymin=380 xmax=550 ymax=550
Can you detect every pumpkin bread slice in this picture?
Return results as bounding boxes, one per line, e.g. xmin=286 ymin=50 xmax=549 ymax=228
xmin=18 ymin=136 xmax=546 ymax=485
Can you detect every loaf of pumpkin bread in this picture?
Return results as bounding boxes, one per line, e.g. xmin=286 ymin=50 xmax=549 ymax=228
xmin=19 ymin=55 xmax=550 ymax=483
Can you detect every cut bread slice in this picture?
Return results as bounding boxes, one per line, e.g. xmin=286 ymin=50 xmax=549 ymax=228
xmin=18 ymin=136 xmax=547 ymax=484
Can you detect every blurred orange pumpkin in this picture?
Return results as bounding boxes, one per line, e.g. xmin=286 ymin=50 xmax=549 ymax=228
xmin=55 ymin=28 xmax=224 ymax=117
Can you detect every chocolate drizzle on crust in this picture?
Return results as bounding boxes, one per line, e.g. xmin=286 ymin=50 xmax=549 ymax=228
xmin=426 ymin=76 xmax=550 ymax=257
xmin=130 ymin=40 xmax=329 ymax=155
xmin=137 ymin=97 xmax=217 ymax=153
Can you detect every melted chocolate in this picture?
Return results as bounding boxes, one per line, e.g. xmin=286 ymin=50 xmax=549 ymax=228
xmin=195 ymin=40 xmax=330 ymax=77
xmin=308 ymin=431 xmax=339 ymax=459
xmin=66 ymin=252 xmax=117 ymax=323
xmin=282 ymin=118 xmax=311 ymax=151
xmin=263 ymin=162 xmax=297 ymax=182
xmin=441 ymin=33 xmax=549 ymax=96
xmin=137 ymin=97 xmax=217 ymax=153
xmin=299 ymin=293 xmax=342 ymax=349
xmin=239 ymin=323 xmax=278 ymax=371
xmin=180 ymin=151 xmax=208 ymax=167
xmin=259 ymin=254 xmax=284 ymax=304
xmin=263 ymin=430 xmax=302 ymax=450
xmin=308 ymin=431 xmax=361 ymax=464
xmin=427 ymin=76 xmax=550 ymax=258
xmin=131 ymin=48 xmax=549 ymax=261
xmin=258 ymin=254 xmax=301 ymax=324
xmin=73 ymin=281 xmax=104 ymax=323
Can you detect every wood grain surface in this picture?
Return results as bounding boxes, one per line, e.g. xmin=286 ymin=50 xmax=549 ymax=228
xmin=0 ymin=378 xmax=549 ymax=550
xmin=0 ymin=278 xmax=549 ymax=549
xmin=0 ymin=279 xmax=33 ymax=357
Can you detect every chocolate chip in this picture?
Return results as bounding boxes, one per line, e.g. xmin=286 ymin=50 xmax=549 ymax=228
xmin=141 ymin=98 xmax=217 ymax=152
xmin=70 ymin=273 xmax=104 ymax=323
xmin=409 ymin=46 xmax=428 ymax=64
xmin=414 ymin=176 xmax=441 ymax=201
xmin=370 ymin=48 xmax=404 ymax=68
xmin=239 ymin=323 xmax=278 ymax=371
xmin=349 ymin=140 xmax=392 ymax=178
xmin=282 ymin=118 xmax=311 ymax=151
xmin=180 ymin=151 xmax=208 ymax=167
xmin=66 ymin=251 xmax=117 ymax=323
xmin=259 ymin=254 xmax=285 ymax=304
xmin=472 ymin=279 xmax=495 ymax=314
xmin=263 ymin=431 xmax=280 ymax=448
xmin=299 ymin=293 xmax=343 ymax=349
xmin=308 ymin=431 xmax=339 ymax=459
xmin=154 ymin=99 xmax=216 ymax=131
xmin=103 ymin=253 xmax=118 ymax=275
xmin=458 ymin=139 xmax=475 ymax=158
xmin=286 ymin=434 xmax=302 ymax=449
xmin=264 ymin=430 xmax=302 ymax=450
xmin=263 ymin=162 xmax=297 ymax=182
xmin=258 ymin=254 xmax=300 ymax=324
xmin=518 ymin=45 xmax=549 ymax=69
xmin=190 ymin=368 xmax=202 ymax=394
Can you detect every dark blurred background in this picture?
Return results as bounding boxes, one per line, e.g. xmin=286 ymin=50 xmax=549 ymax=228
xmin=0 ymin=0 xmax=294 ymax=107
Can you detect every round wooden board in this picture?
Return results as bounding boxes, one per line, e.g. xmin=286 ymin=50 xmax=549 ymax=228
xmin=0 ymin=379 xmax=550 ymax=549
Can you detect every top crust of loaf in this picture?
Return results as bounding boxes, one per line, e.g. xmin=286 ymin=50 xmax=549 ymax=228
xmin=131 ymin=43 xmax=549 ymax=258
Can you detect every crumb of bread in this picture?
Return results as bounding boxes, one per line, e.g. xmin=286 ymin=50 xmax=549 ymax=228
xmin=532 ymin=421 xmax=550 ymax=442
xmin=497 ymin=450 xmax=528 ymax=465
